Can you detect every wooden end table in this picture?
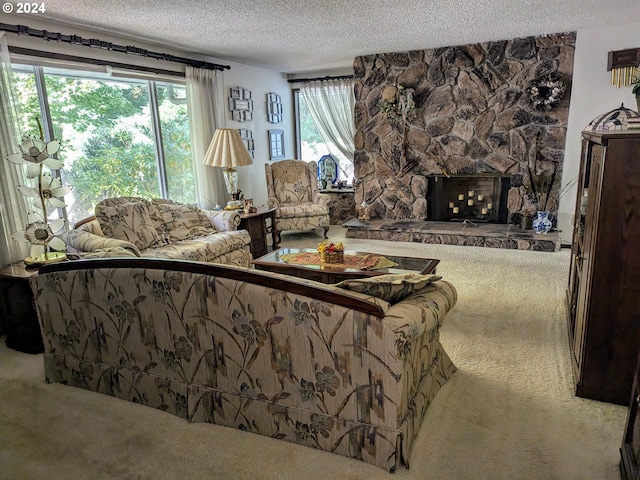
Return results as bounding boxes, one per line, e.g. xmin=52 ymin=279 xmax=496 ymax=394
xmin=238 ymin=206 xmax=278 ymax=258
xmin=0 ymin=262 xmax=44 ymax=354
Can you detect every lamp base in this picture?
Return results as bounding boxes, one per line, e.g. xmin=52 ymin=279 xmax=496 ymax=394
xmin=24 ymin=251 xmax=67 ymax=266
xmin=224 ymin=200 xmax=244 ymax=210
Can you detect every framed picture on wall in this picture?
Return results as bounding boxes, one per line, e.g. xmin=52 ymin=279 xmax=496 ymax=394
xmin=229 ymin=98 xmax=252 ymax=111
xmin=238 ymin=129 xmax=254 ymax=158
xmin=229 ymin=86 xmax=254 ymax=123
xmin=266 ymin=92 xmax=283 ymax=123
xmin=268 ymin=129 xmax=285 ymax=160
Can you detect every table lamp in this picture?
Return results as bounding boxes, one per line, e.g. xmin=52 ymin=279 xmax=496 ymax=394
xmin=202 ymin=128 xmax=253 ymax=209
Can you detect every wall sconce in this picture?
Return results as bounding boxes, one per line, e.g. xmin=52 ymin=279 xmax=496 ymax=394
xmin=607 ymin=48 xmax=640 ymax=87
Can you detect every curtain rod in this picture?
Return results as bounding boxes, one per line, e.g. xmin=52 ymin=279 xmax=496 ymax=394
xmin=8 ymin=46 xmax=188 ymax=78
xmin=0 ymin=23 xmax=230 ymax=72
xmin=287 ymin=74 xmax=353 ymax=84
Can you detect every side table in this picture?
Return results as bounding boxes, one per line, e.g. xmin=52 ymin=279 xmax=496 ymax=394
xmin=238 ymin=206 xmax=278 ymax=258
xmin=0 ymin=262 xmax=44 ymax=354
xmin=319 ymin=188 xmax=356 ymax=225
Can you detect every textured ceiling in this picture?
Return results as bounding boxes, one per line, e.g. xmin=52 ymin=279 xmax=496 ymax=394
xmin=16 ymin=0 xmax=640 ymax=74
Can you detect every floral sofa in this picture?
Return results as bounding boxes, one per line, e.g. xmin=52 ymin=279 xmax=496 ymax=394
xmin=30 ymin=258 xmax=458 ymax=471
xmin=65 ymin=197 xmax=252 ymax=267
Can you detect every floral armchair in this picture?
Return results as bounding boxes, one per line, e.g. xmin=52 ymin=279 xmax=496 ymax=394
xmin=265 ymin=159 xmax=330 ymax=245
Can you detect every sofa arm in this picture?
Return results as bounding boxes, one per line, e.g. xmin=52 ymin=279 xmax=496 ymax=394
xmin=67 ymin=247 xmax=139 ymax=259
xmin=74 ymin=216 xmax=105 ymax=236
xmin=64 ymin=230 xmax=141 ymax=256
xmin=267 ymin=196 xmax=280 ymax=209
xmin=202 ymin=209 xmax=241 ymax=231
xmin=383 ymin=280 xmax=457 ymax=355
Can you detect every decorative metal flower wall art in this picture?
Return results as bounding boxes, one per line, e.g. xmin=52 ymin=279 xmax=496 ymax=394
xmin=5 ymin=119 xmax=70 ymax=265
xmin=527 ymin=75 xmax=566 ymax=111
xmin=378 ymin=84 xmax=424 ymax=177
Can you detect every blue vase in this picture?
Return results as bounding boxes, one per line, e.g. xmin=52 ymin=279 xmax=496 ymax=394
xmin=533 ymin=211 xmax=553 ymax=234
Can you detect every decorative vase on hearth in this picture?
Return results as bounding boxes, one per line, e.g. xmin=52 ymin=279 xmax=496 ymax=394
xmin=532 ymin=211 xmax=553 ymax=234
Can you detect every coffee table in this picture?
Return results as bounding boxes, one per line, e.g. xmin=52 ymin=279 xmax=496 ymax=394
xmin=252 ymin=248 xmax=439 ymax=284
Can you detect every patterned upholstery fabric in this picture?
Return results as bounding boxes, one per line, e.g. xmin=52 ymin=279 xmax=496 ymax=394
xmin=67 ymin=198 xmax=251 ymax=267
xmin=336 ymin=273 xmax=443 ymax=304
xmin=30 ymin=260 xmax=457 ymax=471
xmin=199 ymin=208 xmax=241 ymax=232
xmin=149 ymin=200 xmax=217 ymax=243
xmin=265 ymin=160 xmax=330 ymax=241
xmin=140 ymin=231 xmax=251 ymax=263
xmin=72 ymin=247 xmax=138 ymax=259
xmin=65 ymin=229 xmax=141 ymax=256
xmin=95 ymin=199 xmax=162 ymax=250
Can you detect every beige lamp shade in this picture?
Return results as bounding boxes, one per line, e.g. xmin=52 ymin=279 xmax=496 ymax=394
xmin=202 ymin=129 xmax=253 ymax=207
xmin=202 ymin=128 xmax=253 ymax=169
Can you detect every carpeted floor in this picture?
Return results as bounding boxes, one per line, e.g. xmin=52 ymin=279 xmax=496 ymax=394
xmin=0 ymin=228 xmax=627 ymax=479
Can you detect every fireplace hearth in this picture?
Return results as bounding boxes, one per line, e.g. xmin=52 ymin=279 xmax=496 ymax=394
xmin=343 ymin=218 xmax=560 ymax=251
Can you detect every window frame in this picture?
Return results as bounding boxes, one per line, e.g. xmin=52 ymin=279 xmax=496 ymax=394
xmin=11 ymin=60 xmax=191 ymax=223
xmin=293 ymin=88 xmax=353 ymax=182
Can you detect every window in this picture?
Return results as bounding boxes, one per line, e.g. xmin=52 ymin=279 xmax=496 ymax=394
xmin=11 ymin=64 xmax=193 ymax=225
xmin=295 ymin=90 xmax=353 ymax=181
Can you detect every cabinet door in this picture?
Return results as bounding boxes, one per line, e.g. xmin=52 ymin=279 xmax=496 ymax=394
xmin=572 ymin=142 xmax=605 ymax=370
xmin=567 ymin=140 xmax=590 ymax=336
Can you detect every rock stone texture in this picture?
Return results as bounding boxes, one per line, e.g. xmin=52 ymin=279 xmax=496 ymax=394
xmin=343 ymin=219 xmax=560 ymax=251
xmin=353 ymin=32 xmax=575 ymax=222
xmin=322 ymin=190 xmax=357 ymax=224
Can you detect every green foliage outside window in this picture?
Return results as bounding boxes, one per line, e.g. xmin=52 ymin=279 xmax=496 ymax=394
xmin=12 ymin=66 xmax=194 ymax=224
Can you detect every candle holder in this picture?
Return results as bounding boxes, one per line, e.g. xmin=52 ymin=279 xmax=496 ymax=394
xmin=448 ymin=191 xmax=496 ymax=222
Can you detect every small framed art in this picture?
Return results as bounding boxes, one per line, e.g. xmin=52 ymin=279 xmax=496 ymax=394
xmin=229 ymin=98 xmax=253 ymax=111
xmin=268 ymin=129 xmax=285 ymax=160
xmin=229 ymin=86 xmax=254 ymax=123
xmin=238 ymin=129 xmax=255 ymax=158
xmin=267 ymin=92 xmax=283 ymax=123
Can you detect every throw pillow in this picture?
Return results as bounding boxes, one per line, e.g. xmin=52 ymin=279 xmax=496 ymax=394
xmin=150 ymin=199 xmax=216 ymax=242
xmin=335 ymin=273 xmax=442 ymax=304
xmin=96 ymin=201 xmax=161 ymax=250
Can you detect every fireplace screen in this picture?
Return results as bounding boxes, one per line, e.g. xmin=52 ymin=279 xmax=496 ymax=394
xmin=427 ymin=176 xmax=510 ymax=223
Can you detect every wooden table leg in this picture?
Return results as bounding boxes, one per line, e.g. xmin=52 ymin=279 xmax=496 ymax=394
xmin=268 ymin=210 xmax=279 ymax=249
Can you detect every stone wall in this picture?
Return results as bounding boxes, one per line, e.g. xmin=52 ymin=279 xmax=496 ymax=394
xmin=353 ymin=32 xmax=576 ymax=223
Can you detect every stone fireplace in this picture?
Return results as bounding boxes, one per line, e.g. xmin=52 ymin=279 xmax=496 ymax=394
xmin=351 ymin=32 xmax=575 ymax=242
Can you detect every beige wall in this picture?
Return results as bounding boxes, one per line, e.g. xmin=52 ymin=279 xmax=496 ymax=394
xmin=560 ymin=21 xmax=640 ymax=244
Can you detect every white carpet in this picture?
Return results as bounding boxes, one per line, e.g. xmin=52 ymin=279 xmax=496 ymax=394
xmin=0 ymin=229 xmax=627 ymax=479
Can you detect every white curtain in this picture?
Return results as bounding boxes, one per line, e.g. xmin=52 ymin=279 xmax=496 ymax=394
xmin=185 ymin=67 xmax=228 ymax=209
xmin=0 ymin=32 xmax=29 ymax=266
xmin=300 ymin=78 xmax=356 ymax=162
